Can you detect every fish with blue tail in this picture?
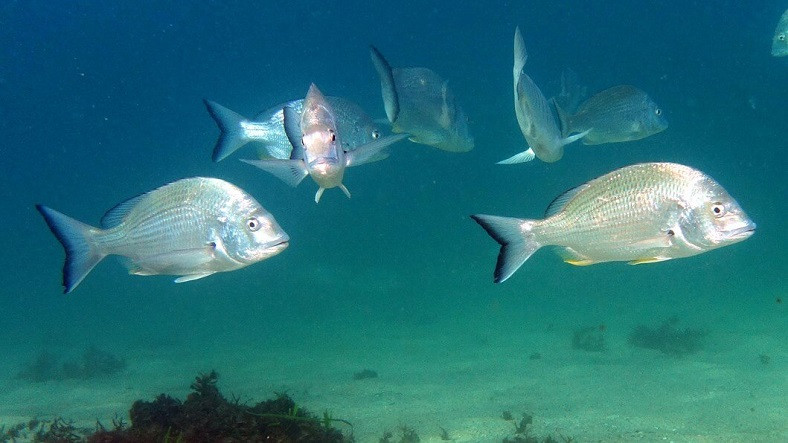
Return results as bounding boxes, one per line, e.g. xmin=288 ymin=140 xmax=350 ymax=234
xmin=554 ymin=85 xmax=667 ymax=145
xmin=472 ymin=163 xmax=755 ymax=283
xmin=36 ymin=177 xmax=289 ymax=293
xmin=498 ymin=26 xmax=588 ymax=164
xmin=204 ymin=96 xmax=398 ymax=162
xmin=369 ymin=46 xmax=474 ymax=153
xmin=241 ymin=84 xmax=400 ymax=203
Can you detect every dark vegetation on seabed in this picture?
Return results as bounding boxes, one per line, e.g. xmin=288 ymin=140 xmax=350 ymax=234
xmin=1 ymin=371 xmax=351 ymax=442
xmin=628 ymin=316 xmax=707 ymax=356
xmin=16 ymin=347 xmax=126 ymax=382
xmin=570 ymin=325 xmax=606 ymax=352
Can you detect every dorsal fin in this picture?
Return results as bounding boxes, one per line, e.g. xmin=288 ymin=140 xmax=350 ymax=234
xmin=544 ymin=183 xmax=589 ymax=218
xmin=100 ymin=194 xmax=146 ymax=228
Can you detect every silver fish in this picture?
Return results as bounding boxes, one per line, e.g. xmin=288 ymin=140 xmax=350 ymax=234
xmin=498 ymin=27 xmax=587 ymax=164
xmin=242 ymin=84 xmax=399 ymax=203
xmin=773 ymin=9 xmax=788 ymax=56
xmin=472 ymin=163 xmax=755 ymax=283
xmin=370 ymin=46 xmax=474 ymax=153
xmin=36 ymin=177 xmax=289 ymax=293
xmin=555 ymin=85 xmax=668 ymax=145
xmin=554 ymin=68 xmax=588 ymax=115
xmin=204 ymin=96 xmax=391 ymax=162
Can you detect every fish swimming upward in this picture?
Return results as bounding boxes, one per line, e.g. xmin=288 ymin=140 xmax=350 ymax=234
xmin=773 ymin=9 xmax=788 ymax=56
xmin=36 ymin=177 xmax=290 ymax=293
xmin=498 ymin=27 xmax=588 ymax=164
xmin=204 ymin=96 xmax=396 ymax=162
xmin=242 ymin=84 xmax=400 ymax=203
xmin=472 ymin=163 xmax=755 ymax=283
xmin=554 ymin=85 xmax=668 ymax=145
xmin=369 ymin=46 xmax=474 ymax=153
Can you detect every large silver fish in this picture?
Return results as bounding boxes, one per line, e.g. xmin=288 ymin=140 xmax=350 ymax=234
xmin=370 ymin=46 xmax=474 ymax=153
xmin=37 ymin=177 xmax=289 ymax=293
xmin=555 ymin=85 xmax=668 ymax=145
xmin=242 ymin=84 xmax=398 ymax=203
xmin=472 ymin=163 xmax=755 ymax=283
xmin=204 ymin=96 xmax=391 ymax=162
xmin=773 ymin=9 xmax=788 ymax=56
xmin=498 ymin=27 xmax=587 ymax=164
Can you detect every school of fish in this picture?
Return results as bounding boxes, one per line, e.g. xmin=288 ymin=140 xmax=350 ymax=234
xmin=37 ymin=19 xmax=771 ymax=293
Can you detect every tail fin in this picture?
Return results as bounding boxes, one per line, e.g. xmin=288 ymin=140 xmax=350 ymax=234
xmin=36 ymin=205 xmax=105 ymax=293
xmin=203 ymin=99 xmax=250 ymax=162
xmin=513 ymin=27 xmax=528 ymax=79
xmin=470 ymin=214 xmax=541 ymax=283
xmin=369 ymin=46 xmax=400 ymax=123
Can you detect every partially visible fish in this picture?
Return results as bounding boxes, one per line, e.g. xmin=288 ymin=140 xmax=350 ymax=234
xmin=554 ymin=85 xmax=668 ymax=145
xmin=554 ymin=68 xmax=587 ymax=115
xmin=204 ymin=96 xmax=389 ymax=162
xmin=36 ymin=177 xmax=289 ymax=293
xmin=242 ymin=84 xmax=401 ymax=203
xmin=370 ymin=46 xmax=474 ymax=153
xmin=472 ymin=162 xmax=755 ymax=283
xmin=498 ymin=27 xmax=587 ymax=164
xmin=772 ymin=9 xmax=788 ymax=56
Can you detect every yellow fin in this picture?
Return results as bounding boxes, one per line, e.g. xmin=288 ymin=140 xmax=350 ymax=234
xmin=628 ymin=257 xmax=670 ymax=265
xmin=565 ymin=258 xmax=597 ymax=266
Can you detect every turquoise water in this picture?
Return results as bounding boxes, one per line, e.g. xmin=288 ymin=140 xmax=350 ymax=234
xmin=0 ymin=2 xmax=785 ymax=441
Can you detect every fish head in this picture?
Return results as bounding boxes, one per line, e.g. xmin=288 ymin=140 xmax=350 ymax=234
xmin=642 ymin=99 xmax=668 ymax=135
xmin=223 ymin=206 xmax=290 ymax=265
xmin=677 ymin=179 xmax=755 ymax=251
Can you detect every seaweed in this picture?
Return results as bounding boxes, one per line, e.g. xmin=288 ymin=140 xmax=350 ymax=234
xmin=628 ymin=316 xmax=707 ymax=356
xmin=352 ymin=369 xmax=378 ymax=380
xmin=16 ymin=347 xmax=126 ymax=382
xmin=571 ymin=325 xmax=605 ymax=352
xmin=501 ymin=411 xmax=573 ymax=443
xmin=86 ymin=370 xmax=351 ymax=442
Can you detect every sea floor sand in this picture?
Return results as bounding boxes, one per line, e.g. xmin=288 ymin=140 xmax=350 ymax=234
xmin=0 ymin=313 xmax=785 ymax=442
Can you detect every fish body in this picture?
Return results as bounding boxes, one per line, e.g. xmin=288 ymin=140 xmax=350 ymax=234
xmin=37 ymin=177 xmax=289 ymax=293
xmin=499 ymin=27 xmax=587 ymax=164
xmin=204 ymin=96 xmax=385 ymax=162
xmin=773 ymin=9 xmax=788 ymax=56
xmin=472 ymin=163 xmax=755 ymax=283
xmin=370 ymin=46 xmax=474 ymax=153
xmin=555 ymin=85 xmax=667 ymax=145
xmin=241 ymin=84 xmax=401 ymax=203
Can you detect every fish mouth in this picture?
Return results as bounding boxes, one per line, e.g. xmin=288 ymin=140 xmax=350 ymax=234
xmin=726 ymin=222 xmax=756 ymax=240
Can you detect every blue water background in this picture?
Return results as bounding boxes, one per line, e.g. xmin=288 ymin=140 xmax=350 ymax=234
xmin=0 ymin=0 xmax=785 ymax=435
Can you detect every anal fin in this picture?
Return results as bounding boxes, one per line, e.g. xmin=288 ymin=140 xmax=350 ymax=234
xmin=564 ymin=258 xmax=598 ymax=266
xmin=174 ymin=272 xmax=215 ymax=283
xmin=628 ymin=257 xmax=671 ymax=265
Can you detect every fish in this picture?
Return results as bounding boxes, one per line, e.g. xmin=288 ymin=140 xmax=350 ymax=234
xmin=772 ymin=9 xmax=788 ymax=56
xmin=369 ymin=46 xmax=474 ymax=153
xmin=498 ymin=27 xmax=588 ymax=164
xmin=204 ymin=96 xmax=392 ymax=162
xmin=36 ymin=177 xmax=289 ymax=293
xmin=553 ymin=68 xmax=587 ymax=115
xmin=471 ymin=162 xmax=755 ymax=283
xmin=554 ymin=85 xmax=668 ymax=145
xmin=241 ymin=84 xmax=399 ymax=203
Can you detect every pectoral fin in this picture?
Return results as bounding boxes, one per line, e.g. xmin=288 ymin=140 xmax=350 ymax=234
xmin=174 ymin=272 xmax=215 ymax=283
xmin=497 ymin=148 xmax=535 ymax=164
xmin=345 ymin=133 xmax=408 ymax=167
xmin=241 ymin=159 xmax=308 ymax=187
xmin=628 ymin=256 xmax=671 ymax=265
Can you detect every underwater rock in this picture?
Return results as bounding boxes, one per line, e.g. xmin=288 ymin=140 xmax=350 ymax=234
xmin=353 ymin=369 xmax=378 ymax=380
xmin=571 ymin=326 xmax=606 ymax=352
xmin=16 ymin=346 xmax=126 ymax=382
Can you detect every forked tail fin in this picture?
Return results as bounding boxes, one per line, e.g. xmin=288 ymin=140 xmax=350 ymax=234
xmin=36 ymin=205 xmax=105 ymax=293
xmin=204 ymin=99 xmax=251 ymax=162
xmin=470 ymin=214 xmax=541 ymax=283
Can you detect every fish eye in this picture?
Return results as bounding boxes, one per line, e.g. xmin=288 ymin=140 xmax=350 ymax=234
xmin=329 ymin=129 xmax=336 ymax=142
xmin=654 ymin=108 xmax=662 ymax=116
xmin=246 ymin=217 xmax=261 ymax=231
xmin=371 ymin=130 xmax=380 ymax=139
xmin=780 ymin=34 xmax=786 ymax=41
xmin=710 ymin=203 xmax=726 ymax=218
